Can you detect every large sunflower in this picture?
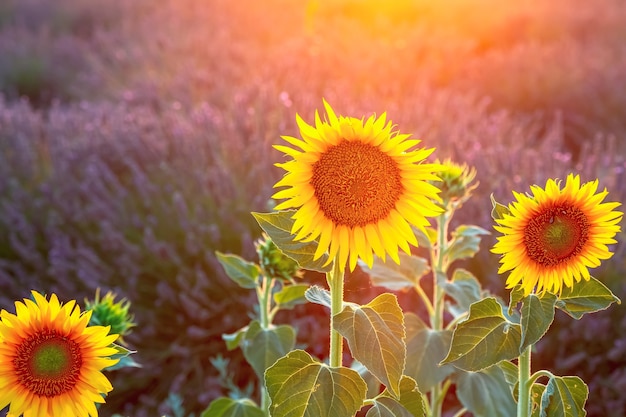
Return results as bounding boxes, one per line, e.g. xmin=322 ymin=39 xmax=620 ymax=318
xmin=273 ymin=101 xmax=443 ymax=271
xmin=492 ymin=174 xmax=623 ymax=296
xmin=0 ymin=291 xmax=119 ymax=417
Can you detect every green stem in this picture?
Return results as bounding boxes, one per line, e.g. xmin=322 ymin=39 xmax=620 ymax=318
xmin=256 ymin=276 xmax=274 ymax=416
xmin=328 ymin=259 xmax=345 ymax=368
xmin=517 ymin=345 xmax=532 ymax=417
xmin=430 ymin=213 xmax=449 ymax=417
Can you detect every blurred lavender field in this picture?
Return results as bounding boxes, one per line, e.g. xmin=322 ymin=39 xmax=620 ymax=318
xmin=0 ymin=0 xmax=625 ymax=416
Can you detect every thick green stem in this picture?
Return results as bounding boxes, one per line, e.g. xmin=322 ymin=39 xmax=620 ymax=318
xmin=517 ymin=345 xmax=532 ymax=417
xmin=328 ymin=260 xmax=345 ymax=368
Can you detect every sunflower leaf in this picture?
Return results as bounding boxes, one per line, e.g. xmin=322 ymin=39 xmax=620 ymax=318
xmin=441 ymin=297 xmax=521 ymax=371
xmin=367 ymin=376 xmax=426 ymax=417
xmin=304 ymin=285 xmax=332 ymax=308
xmin=490 ymin=194 xmax=511 ymax=220
xmin=520 ymin=293 xmax=557 ymax=350
xmin=447 ymin=225 xmax=490 ymax=264
xmin=274 ymin=283 xmax=309 ymax=310
xmin=252 ymin=210 xmax=332 ymax=273
xmin=539 ymin=376 xmax=588 ymax=417
xmin=265 ymin=350 xmax=367 ymax=417
xmin=215 ymin=251 xmax=260 ymax=289
xmin=555 ymin=276 xmax=620 ymax=319
xmin=404 ymin=312 xmax=454 ymax=392
xmin=201 ymin=397 xmax=264 ymax=417
xmin=456 ymin=365 xmax=517 ymax=417
xmin=359 ymin=252 xmax=430 ymax=291
xmin=334 ymin=293 xmax=406 ymax=398
xmin=441 ymin=268 xmax=483 ymax=317
xmin=241 ymin=320 xmax=296 ymax=380
xmin=222 ymin=325 xmax=249 ymax=351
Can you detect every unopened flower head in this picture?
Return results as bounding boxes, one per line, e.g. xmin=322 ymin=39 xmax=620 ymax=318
xmin=255 ymin=234 xmax=302 ymax=281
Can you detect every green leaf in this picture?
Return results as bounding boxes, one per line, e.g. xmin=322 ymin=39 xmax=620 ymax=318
xmin=556 ymin=276 xmax=620 ymax=319
xmin=202 ymin=397 xmax=264 ymax=417
xmin=497 ymin=361 xmax=518 ymax=394
xmin=216 ymin=251 xmax=260 ymax=289
xmin=241 ymin=321 xmax=295 ymax=380
xmin=490 ymin=193 xmax=511 ymax=220
xmin=265 ymin=350 xmax=367 ymax=417
xmin=274 ymin=284 xmax=309 ymax=310
xmin=446 ymin=225 xmax=490 ymax=264
xmin=539 ymin=376 xmax=588 ymax=417
xmin=359 ymin=252 xmax=430 ymax=291
xmin=334 ymin=293 xmax=406 ymax=397
xmin=520 ymin=293 xmax=557 ymax=350
xmin=413 ymin=226 xmax=436 ymax=249
xmin=442 ymin=268 xmax=482 ymax=316
xmin=404 ymin=312 xmax=454 ymax=392
xmin=252 ymin=211 xmax=332 ymax=273
xmin=106 ymin=343 xmax=139 ymax=371
xmin=441 ymin=297 xmax=521 ymax=371
xmin=223 ymin=326 xmax=249 ymax=351
xmin=367 ymin=376 xmax=426 ymax=417
xmin=456 ymin=365 xmax=517 ymax=417
xmin=304 ymin=285 xmax=331 ymax=309
xmin=508 ymin=285 xmax=525 ymax=316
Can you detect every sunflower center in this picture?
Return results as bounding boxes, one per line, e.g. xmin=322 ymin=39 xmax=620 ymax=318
xmin=311 ymin=140 xmax=403 ymax=227
xmin=524 ymin=205 xmax=589 ymax=266
xmin=14 ymin=329 xmax=82 ymax=397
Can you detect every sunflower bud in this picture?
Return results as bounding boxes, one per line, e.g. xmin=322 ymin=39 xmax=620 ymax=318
xmin=255 ymin=234 xmax=302 ymax=281
xmin=85 ymin=289 xmax=135 ymax=345
xmin=432 ymin=159 xmax=478 ymax=210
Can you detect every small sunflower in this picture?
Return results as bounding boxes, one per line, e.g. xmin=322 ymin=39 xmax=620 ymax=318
xmin=272 ymin=100 xmax=443 ymax=271
xmin=0 ymin=291 xmax=119 ymax=417
xmin=492 ymin=174 xmax=623 ymax=296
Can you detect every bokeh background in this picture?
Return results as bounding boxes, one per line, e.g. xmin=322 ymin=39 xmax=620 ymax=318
xmin=0 ymin=0 xmax=625 ymax=415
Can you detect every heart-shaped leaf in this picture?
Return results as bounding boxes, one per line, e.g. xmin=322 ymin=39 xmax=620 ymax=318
xmin=202 ymin=397 xmax=264 ymax=417
xmin=456 ymin=365 xmax=517 ymax=417
xmin=520 ymin=293 xmax=557 ymax=350
xmin=359 ymin=253 xmax=430 ymax=291
xmin=404 ymin=312 xmax=454 ymax=392
xmin=556 ymin=276 xmax=620 ymax=319
xmin=442 ymin=268 xmax=482 ymax=316
xmin=334 ymin=293 xmax=406 ymax=397
xmin=252 ymin=211 xmax=332 ymax=273
xmin=242 ymin=321 xmax=295 ymax=379
xmin=441 ymin=297 xmax=521 ymax=371
xmin=216 ymin=251 xmax=260 ymax=289
xmin=265 ymin=350 xmax=367 ymax=417
xmin=539 ymin=376 xmax=588 ymax=417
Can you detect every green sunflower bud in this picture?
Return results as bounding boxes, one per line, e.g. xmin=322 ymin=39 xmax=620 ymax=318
xmin=85 ymin=289 xmax=136 ymax=345
xmin=432 ymin=159 xmax=479 ymax=210
xmin=255 ymin=234 xmax=302 ymax=281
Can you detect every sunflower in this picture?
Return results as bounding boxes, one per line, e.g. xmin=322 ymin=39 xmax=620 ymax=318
xmin=492 ymin=174 xmax=623 ymax=296
xmin=272 ymin=100 xmax=443 ymax=271
xmin=0 ymin=291 xmax=119 ymax=417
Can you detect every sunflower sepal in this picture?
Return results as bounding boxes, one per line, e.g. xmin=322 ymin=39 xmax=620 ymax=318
xmin=252 ymin=210 xmax=333 ymax=273
xmin=554 ymin=276 xmax=620 ymax=320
